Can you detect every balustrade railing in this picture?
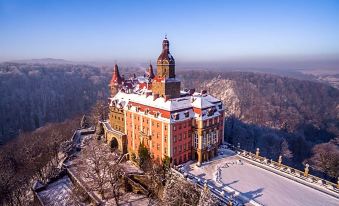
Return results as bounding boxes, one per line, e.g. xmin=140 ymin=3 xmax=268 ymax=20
xmin=221 ymin=142 xmax=339 ymax=196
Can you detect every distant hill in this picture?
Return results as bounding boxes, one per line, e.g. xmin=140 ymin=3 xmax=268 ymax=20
xmin=5 ymin=58 xmax=75 ymax=65
xmin=0 ymin=62 xmax=111 ymax=143
xmin=179 ymin=70 xmax=339 ymax=168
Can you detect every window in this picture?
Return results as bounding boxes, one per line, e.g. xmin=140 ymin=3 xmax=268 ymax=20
xmin=165 ymin=125 xmax=167 ymax=130
xmin=193 ymin=132 xmax=198 ymax=149
xmin=174 ymin=147 xmax=177 ymax=154
xmin=212 ymin=131 xmax=217 ymax=144
xmin=164 ymin=136 xmax=167 ymax=142
xmin=157 ymin=123 xmax=160 ymax=128
xmin=178 ymin=134 xmax=182 ymax=141
xmin=183 ymin=133 xmax=186 ymax=139
xmin=184 ymin=144 xmax=186 ymax=151
xmin=164 ymin=147 xmax=167 ymax=154
xmin=173 ymin=126 xmax=176 ymax=131
xmin=157 ymin=143 xmax=160 ymax=151
xmin=174 ymin=135 xmax=176 ymax=142
xmin=202 ymin=133 xmax=207 ymax=148
xmin=179 ymin=124 xmax=182 ymax=130
xmin=207 ymin=133 xmax=211 ymax=146
xmin=179 ymin=145 xmax=182 ymax=152
xmin=183 ymin=122 xmax=186 ymax=128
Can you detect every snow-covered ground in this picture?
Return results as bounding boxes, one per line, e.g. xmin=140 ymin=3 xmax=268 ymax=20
xmin=37 ymin=175 xmax=75 ymax=206
xmin=183 ymin=151 xmax=339 ymax=206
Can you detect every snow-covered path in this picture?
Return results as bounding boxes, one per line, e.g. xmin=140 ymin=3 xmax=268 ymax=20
xmin=186 ymin=153 xmax=339 ymax=206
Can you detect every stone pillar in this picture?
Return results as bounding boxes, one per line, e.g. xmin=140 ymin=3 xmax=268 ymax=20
xmin=228 ymin=199 xmax=233 ymax=206
xmin=197 ymin=151 xmax=202 ymax=166
xmin=255 ymin=148 xmax=260 ymax=158
xmin=304 ymin=164 xmax=309 ymax=177
xmin=278 ymin=155 xmax=282 ymax=167
xmin=206 ymin=151 xmax=209 ymax=161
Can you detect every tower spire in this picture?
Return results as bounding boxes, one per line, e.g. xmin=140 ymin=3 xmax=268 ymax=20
xmin=111 ymin=64 xmax=122 ymax=85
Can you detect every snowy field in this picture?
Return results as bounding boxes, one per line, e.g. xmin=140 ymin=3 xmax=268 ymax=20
xmin=183 ymin=151 xmax=339 ymax=206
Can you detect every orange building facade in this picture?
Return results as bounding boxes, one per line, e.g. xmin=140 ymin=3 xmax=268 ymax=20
xmin=106 ymin=37 xmax=224 ymax=165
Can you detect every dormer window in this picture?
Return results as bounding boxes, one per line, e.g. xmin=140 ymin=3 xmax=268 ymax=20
xmin=173 ymin=113 xmax=179 ymax=120
xmin=145 ymin=108 xmax=149 ymax=115
xmin=136 ymin=107 xmax=140 ymax=112
xmin=218 ymin=104 xmax=222 ymax=109
xmin=154 ymin=111 xmax=160 ymax=118
xmin=184 ymin=111 xmax=189 ymax=118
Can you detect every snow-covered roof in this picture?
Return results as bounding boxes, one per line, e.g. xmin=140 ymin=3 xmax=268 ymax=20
xmin=111 ymin=90 xmax=222 ymax=112
xmin=191 ymin=96 xmax=215 ymax=109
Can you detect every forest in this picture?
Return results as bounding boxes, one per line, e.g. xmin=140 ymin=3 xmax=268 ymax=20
xmin=0 ymin=62 xmax=338 ymax=204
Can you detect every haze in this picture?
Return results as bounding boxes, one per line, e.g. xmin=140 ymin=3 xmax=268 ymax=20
xmin=1 ymin=0 xmax=338 ymax=70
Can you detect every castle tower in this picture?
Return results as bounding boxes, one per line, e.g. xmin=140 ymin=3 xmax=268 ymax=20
xmin=146 ymin=63 xmax=155 ymax=79
xmin=109 ymin=64 xmax=123 ymax=96
xmin=152 ymin=36 xmax=181 ymax=98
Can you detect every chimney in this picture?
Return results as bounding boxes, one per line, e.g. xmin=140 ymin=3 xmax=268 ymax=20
xmin=145 ymin=91 xmax=152 ymax=98
xmin=153 ymin=93 xmax=159 ymax=101
xmin=164 ymin=95 xmax=171 ymax=102
xmin=189 ymin=88 xmax=195 ymax=95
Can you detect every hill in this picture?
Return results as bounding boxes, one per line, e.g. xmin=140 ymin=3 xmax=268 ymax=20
xmin=179 ymin=70 xmax=339 ymax=173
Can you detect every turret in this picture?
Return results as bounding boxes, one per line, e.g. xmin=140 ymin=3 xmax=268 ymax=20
xmin=152 ymin=36 xmax=181 ymax=98
xmin=156 ymin=36 xmax=175 ymax=78
xmin=146 ymin=63 xmax=155 ymax=79
xmin=109 ymin=64 xmax=123 ymax=96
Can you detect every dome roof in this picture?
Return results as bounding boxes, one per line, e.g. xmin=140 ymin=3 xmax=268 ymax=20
xmin=157 ymin=36 xmax=175 ymax=65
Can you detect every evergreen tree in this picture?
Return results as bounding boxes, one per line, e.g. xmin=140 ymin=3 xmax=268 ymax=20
xmin=95 ymin=122 xmax=104 ymax=139
xmin=80 ymin=115 xmax=89 ymax=129
xmin=138 ymin=143 xmax=150 ymax=169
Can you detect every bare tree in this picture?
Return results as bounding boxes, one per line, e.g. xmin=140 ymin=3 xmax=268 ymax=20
xmin=307 ymin=142 xmax=339 ymax=179
xmin=198 ymin=185 xmax=219 ymax=206
xmin=107 ymin=163 xmax=124 ymax=205
xmin=77 ymin=139 xmax=111 ymax=199
xmin=90 ymin=100 xmax=109 ymax=125
xmin=162 ymin=175 xmax=200 ymax=206
xmin=280 ymin=139 xmax=293 ymax=160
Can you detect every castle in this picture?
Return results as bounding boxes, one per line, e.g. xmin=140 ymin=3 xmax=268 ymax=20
xmin=103 ymin=37 xmax=224 ymax=165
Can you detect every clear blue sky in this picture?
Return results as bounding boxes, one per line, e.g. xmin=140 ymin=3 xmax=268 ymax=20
xmin=0 ymin=0 xmax=338 ymax=68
